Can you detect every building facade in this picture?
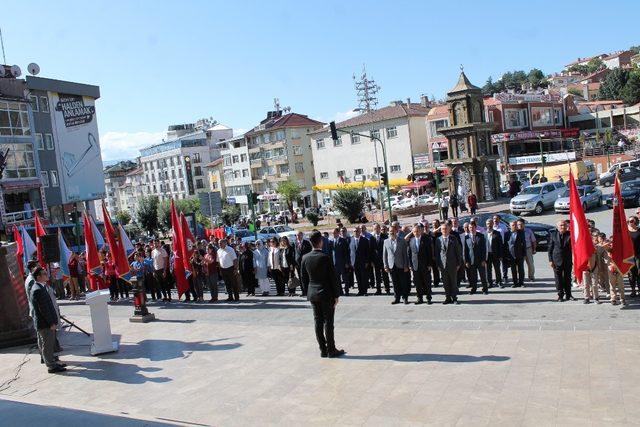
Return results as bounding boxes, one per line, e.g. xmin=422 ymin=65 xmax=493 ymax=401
xmin=218 ymin=134 xmax=251 ymax=213
xmin=102 ymin=160 xmax=140 ymax=218
xmin=310 ymin=101 xmax=430 ymax=205
xmin=205 ymin=157 xmax=225 ymax=199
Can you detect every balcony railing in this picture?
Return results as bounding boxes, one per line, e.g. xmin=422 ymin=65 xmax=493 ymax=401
xmin=2 ymin=209 xmax=44 ymax=226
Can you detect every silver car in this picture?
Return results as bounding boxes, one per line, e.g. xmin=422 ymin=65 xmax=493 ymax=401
xmin=553 ymin=185 xmax=603 ymax=214
xmin=510 ymin=181 xmax=566 ymax=215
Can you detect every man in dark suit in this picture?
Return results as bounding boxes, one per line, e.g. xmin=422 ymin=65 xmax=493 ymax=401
xmin=350 ymin=227 xmax=371 ymax=296
xmin=332 ymin=227 xmax=350 ymax=295
xmin=383 ymin=223 xmax=410 ymax=304
xmin=29 ymin=267 xmax=67 ymax=373
xmin=434 ymin=223 xmax=463 ymax=304
xmin=484 ymin=219 xmax=504 ymax=288
xmin=548 ymin=219 xmax=573 ymax=301
xmin=301 ymin=231 xmax=345 ymax=358
xmin=360 ymin=224 xmax=376 ymax=290
xmin=407 ymin=223 xmax=434 ymax=304
xmin=294 ymin=231 xmax=313 ymax=295
xmin=463 ymin=221 xmax=488 ymax=294
xmin=430 ymin=219 xmax=442 ymax=287
xmin=507 ymin=220 xmax=527 ymax=288
xmin=371 ymin=223 xmax=390 ymax=295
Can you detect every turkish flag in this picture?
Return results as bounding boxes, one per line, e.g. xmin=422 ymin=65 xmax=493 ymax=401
xmin=180 ymin=213 xmax=196 ymax=276
xmin=83 ymin=213 xmax=104 ymax=290
xmin=34 ymin=212 xmax=47 ymax=267
xmin=568 ymin=170 xmax=594 ymax=283
xmin=101 ymin=201 xmax=130 ymax=278
xmin=171 ymin=200 xmax=190 ymax=298
xmin=13 ymin=227 xmax=24 ymax=278
xmin=611 ymin=172 xmax=635 ymax=275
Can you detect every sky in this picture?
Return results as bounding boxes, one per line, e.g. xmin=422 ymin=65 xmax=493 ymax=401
xmin=3 ymin=1 xmax=639 ymax=161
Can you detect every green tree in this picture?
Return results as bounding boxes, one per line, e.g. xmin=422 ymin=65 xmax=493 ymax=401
xmin=157 ymin=199 xmax=194 ymax=231
xmin=276 ymin=178 xmax=302 ymax=215
xmin=527 ymin=68 xmax=548 ymax=89
xmin=621 ymin=71 xmax=640 ymax=105
xmin=305 ymin=211 xmax=319 ymax=226
xmin=568 ymin=64 xmax=589 ymax=74
xmin=115 ymin=209 xmax=131 ymax=226
xmin=220 ymin=203 xmax=241 ymax=225
xmin=599 ymin=68 xmax=629 ymax=100
xmin=136 ymin=195 xmax=159 ymax=235
xmin=482 ymin=77 xmax=496 ymax=95
xmin=587 ymin=58 xmax=605 ymax=73
xmin=630 ymin=46 xmax=640 ymax=54
xmin=332 ymin=188 xmax=365 ymax=224
xmin=568 ymin=87 xmax=584 ymax=97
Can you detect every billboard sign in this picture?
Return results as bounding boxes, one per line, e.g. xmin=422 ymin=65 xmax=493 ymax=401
xmin=50 ymin=92 xmax=105 ymax=203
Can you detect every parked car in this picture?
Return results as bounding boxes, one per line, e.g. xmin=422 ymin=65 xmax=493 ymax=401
xmin=510 ymin=181 xmax=566 ymax=215
xmin=233 ymin=228 xmax=257 ymax=243
xmin=393 ymin=198 xmax=418 ymax=210
xmin=553 ymin=185 xmax=603 ymax=214
xmin=599 ymin=167 xmax=640 ymax=187
xmin=457 ymin=212 xmax=555 ymax=249
xmin=599 ymin=159 xmax=640 ymax=181
xmin=605 ymin=179 xmax=640 ymax=208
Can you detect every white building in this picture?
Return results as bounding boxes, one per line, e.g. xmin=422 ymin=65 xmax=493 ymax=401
xmin=116 ymin=166 xmax=145 ymax=215
xmin=309 ymin=100 xmax=430 ymax=206
xmin=218 ymin=134 xmax=252 ymax=214
xmin=103 ymin=160 xmax=139 ymax=218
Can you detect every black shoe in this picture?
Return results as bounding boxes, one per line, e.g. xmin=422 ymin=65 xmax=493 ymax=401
xmin=427 ymin=299 xmax=433 ymax=305
xmin=568 ymin=296 xmax=576 ymax=301
xmin=48 ymin=365 xmax=67 ymax=374
xmin=403 ymin=299 xmax=409 ymax=305
xmin=320 ymin=349 xmax=328 ymax=358
xmin=226 ymin=298 xmax=234 ymax=302
xmin=557 ymin=296 xmax=564 ymax=302
xmin=328 ymin=349 xmax=346 ymax=358
xmin=470 ymin=289 xmax=477 ymax=295
xmin=415 ymin=300 xmax=423 ymax=305
xmin=374 ymin=291 xmax=382 ymax=295
xmin=483 ymin=290 xmax=488 ymax=295
xmin=443 ymin=299 xmax=452 ymax=305
xmin=391 ymin=300 xmax=400 ymax=305
xmin=453 ymin=298 xmax=460 ymax=305
xmin=584 ymin=299 xmax=590 ymax=304
xmin=385 ymin=290 xmax=391 ymax=295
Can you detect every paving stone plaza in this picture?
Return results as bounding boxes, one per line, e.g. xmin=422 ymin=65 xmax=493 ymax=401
xmin=2 ymin=252 xmax=640 ymax=426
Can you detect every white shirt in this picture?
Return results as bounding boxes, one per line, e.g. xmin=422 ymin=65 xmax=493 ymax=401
xmin=151 ymin=247 xmax=168 ymax=270
xmin=217 ymin=246 xmax=237 ymax=269
xmin=268 ymin=247 xmax=281 ymax=269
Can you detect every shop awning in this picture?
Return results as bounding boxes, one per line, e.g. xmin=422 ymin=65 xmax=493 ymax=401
xmin=314 ymin=178 xmax=411 ymax=191
xmin=401 ymin=180 xmax=429 ymax=191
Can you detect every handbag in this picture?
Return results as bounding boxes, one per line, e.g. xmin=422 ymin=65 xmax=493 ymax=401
xmin=289 ymin=275 xmax=301 ymax=291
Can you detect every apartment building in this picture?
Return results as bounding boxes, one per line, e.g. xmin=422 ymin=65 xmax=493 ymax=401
xmin=309 ymin=100 xmax=430 ymax=206
xmin=205 ymin=157 xmax=225 ymax=199
xmin=103 ymin=160 xmax=138 ymax=218
xmin=218 ymin=134 xmax=251 ymax=214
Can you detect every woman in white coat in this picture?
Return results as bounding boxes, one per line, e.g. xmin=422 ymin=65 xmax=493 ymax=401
xmin=254 ymin=240 xmax=270 ymax=296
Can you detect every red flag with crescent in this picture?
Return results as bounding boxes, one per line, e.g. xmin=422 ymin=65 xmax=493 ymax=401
xmin=568 ymin=170 xmax=594 ymax=283
xmin=611 ymin=172 xmax=635 ymax=275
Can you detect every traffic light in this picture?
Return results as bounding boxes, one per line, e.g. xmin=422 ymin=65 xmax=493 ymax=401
xmin=251 ymin=192 xmax=259 ymax=205
xmin=380 ymin=172 xmax=388 ymax=187
xmin=329 ymin=121 xmax=338 ymax=141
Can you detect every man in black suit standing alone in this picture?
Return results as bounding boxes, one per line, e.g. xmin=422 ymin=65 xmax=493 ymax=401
xmin=294 ymin=231 xmax=313 ymax=296
xmin=434 ymin=222 xmax=463 ymax=304
xmin=407 ymin=223 xmax=434 ymax=304
xmin=548 ymin=219 xmax=574 ymax=301
xmin=301 ymin=231 xmax=345 ymax=358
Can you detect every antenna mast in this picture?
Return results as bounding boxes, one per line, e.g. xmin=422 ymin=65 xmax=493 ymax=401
xmin=353 ymin=65 xmax=381 ymax=113
xmin=0 ymin=27 xmax=6 ymax=64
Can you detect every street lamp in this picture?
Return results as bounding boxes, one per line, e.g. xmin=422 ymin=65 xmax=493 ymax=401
xmin=538 ymin=133 xmax=546 ymax=179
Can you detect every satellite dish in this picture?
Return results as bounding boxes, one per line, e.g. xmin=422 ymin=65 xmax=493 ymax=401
xmin=27 ymin=63 xmax=40 ymax=76
xmin=10 ymin=65 xmax=21 ymax=78
xmin=0 ymin=67 xmax=5 ymax=78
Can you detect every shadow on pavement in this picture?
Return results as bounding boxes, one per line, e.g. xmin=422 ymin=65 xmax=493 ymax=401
xmin=156 ymin=301 xmax=307 ymax=310
xmin=63 ymin=360 xmax=171 ymax=384
xmin=342 ymin=353 xmax=510 ymax=363
xmin=0 ymin=399 xmax=177 ymax=426
xmin=152 ymin=319 xmax=196 ymax=323
xmin=109 ymin=338 xmax=243 ymax=362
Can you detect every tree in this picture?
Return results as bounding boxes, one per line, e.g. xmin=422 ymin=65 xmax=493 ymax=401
xmin=631 ymin=46 xmax=640 ymax=54
xmin=527 ymin=68 xmax=548 ymax=89
xmin=599 ymin=68 xmax=629 ymax=100
xmin=115 ymin=209 xmax=131 ymax=226
xmin=220 ymin=203 xmax=241 ymax=225
xmin=332 ymin=189 xmax=365 ymax=224
xmin=587 ymin=58 xmax=605 ymax=73
xmin=568 ymin=87 xmax=584 ymax=97
xmin=276 ymin=178 xmax=302 ymax=215
xmin=621 ymin=71 xmax=640 ymax=105
xmin=157 ymin=198 xmax=194 ymax=231
xmin=482 ymin=77 xmax=496 ymax=95
xmin=136 ymin=195 xmax=159 ymax=235
xmin=306 ymin=211 xmax=319 ymax=226
xmin=568 ymin=64 xmax=589 ymax=75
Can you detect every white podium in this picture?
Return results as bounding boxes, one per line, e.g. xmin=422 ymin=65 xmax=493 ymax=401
xmin=85 ymin=289 xmax=119 ymax=355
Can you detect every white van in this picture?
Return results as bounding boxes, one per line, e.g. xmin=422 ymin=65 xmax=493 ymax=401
xmin=599 ymin=159 xmax=640 ymax=179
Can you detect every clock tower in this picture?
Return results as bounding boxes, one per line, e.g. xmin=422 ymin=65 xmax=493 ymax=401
xmin=439 ymin=70 xmax=499 ymax=202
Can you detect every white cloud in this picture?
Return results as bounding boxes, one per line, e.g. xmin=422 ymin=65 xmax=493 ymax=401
xmin=99 ymin=131 xmax=165 ymax=161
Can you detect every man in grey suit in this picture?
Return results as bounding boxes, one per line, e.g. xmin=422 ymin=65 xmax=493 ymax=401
xmin=383 ymin=223 xmax=410 ymax=305
xmin=434 ymin=223 xmax=463 ymax=304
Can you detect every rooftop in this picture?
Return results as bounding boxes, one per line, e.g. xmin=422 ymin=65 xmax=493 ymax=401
xmin=448 ymin=71 xmax=481 ymax=94
xmin=246 ymin=112 xmax=324 ymax=137
xmin=206 ymin=158 xmax=224 ymax=168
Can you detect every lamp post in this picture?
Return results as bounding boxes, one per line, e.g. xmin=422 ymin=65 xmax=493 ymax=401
xmin=538 ymin=133 xmax=546 ymax=179
xmin=433 ymin=146 xmax=443 ymax=220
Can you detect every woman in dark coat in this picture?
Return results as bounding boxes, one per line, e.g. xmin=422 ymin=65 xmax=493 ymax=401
xmin=238 ymin=243 xmax=257 ymax=296
xmin=279 ymin=236 xmax=296 ymax=296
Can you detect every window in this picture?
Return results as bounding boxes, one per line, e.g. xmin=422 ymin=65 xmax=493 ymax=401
xmin=40 ymin=97 xmax=49 ymax=113
xmin=171 ymin=169 xmax=176 ymax=179
xmin=354 ymin=168 xmax=364 ymax=175
xmin=504 ymin=109 xmax=528 ymax=129
xmin=320 ymin=172 xmax=329 ymax=179
xmin=173 ymin=182 xmax=178 ymax=191
xmin=390 ymin=164 xmax=402 ymax=173
xmin=144 ymin=163 xmax=148 ymax=171
xmin=531 ymin=107 xmax=553 ymax=127
xmin=35 ymin=133 xmax=44 ymax=150
xmin=242 ymin=169 xmax=249 ymax=177
xmin=267 ymin=165 xmax=276 ymax=175
xmin=50 ymin=171 xmax=59 ymax=187
xmin=386 ymin=126 xmax=398 ymax=138
xmin=293 ymin=145 xmax=302 ymax=155
xmin=0 ymin=142 xmax=37 ymax=178
xmin=169 ymin=157 xmax=174 ymax=166
xmin=156 ymin=160 xmax=161 ymax=169
xmin=150 ymin=162 xmax=154 ymax=170
xmin=333 ymin=136 xmax=342 ymax=147
xmin=263 ymin=133 xmax=271 ymax=143
xmin=41 ymin=171 xmax=49 ymax=187
xmin=337 ymin=170 xmax=346 ymax=177
xmin=212 ymin=181 xmax=218 ymax=190
xmin=194 ymin=166 xmax=202 ymax=176
xmin=280 ymin=164 xmax=289 ymax=174
xmin=273 ymin=147 xmax=285 ymax=158
xmin=276 ymin=130 xmax=285 ymax=141
xmin=153 ymin=185 xmax=157 ymax=193
xmin=29 ymin=96 xmax=39 ymax=112
xmin=316 ymin=139 xmax=325 ymax=149
xmin=553 ymin=108 xmax=563 ymax=125
xmin=240 ymin=153 xmax=247 ymax=162
xmin=224 ymin=156 xmax=232 ymax=166
xmin=429 ymin=119 xmax=449 ymax=138
xmin=295 ymin=162 xmax=304 ymax=173
xmin=193 ymin=153 xmax=201 ymax=163
xmin=0 ymin=101 xmax=31 ymax=136
xmin=290 ymin=129 xmax=301 ymax=139
xmin=233 ymin=170 xmax=240 ymax=179
xmin=373 ymin=166 xmax=384 ymax=174
xmin=178 ymin=168 xmax=183 ymax=178
xmin=351 ymin=133 xmax=360 ymax=144
xmin=196 ymin=179 xmax=204 ymax=189
xmin=232 ymin=155 xmax=239 ymax=163
xmin=180 ymin=181 xmax=185 ymax=191
xmin=370 ymin=129 xmax=380 ymax=140
xmin=44 ymin=134 xmax=54 ymax=150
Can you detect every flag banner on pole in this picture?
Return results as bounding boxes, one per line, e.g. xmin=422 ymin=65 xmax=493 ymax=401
xmin=20 ymin=226 xmax=37 ymax=267
xmin=91 ymin=216 xmax=105 ymax=249
xmin=13 ymin=227 xmax=24 ymax=278
xmin=34 ymin=212 xmax=47 ymax=267
xmin=171 ymin=199 xmax=189 ymax=298
xmin=116 ymin=224 xmax=133 ymax=280
xmin=83 ymin=213 xmax=103 ymax=290
xmin=611 ymin=172 xmax=635 ymax=275
xmin=101 ymin=201 xmax=130 ymax=278
xmin=180 ymin=212 xmax=196 ymax=278
xmin=118 ymin=224 xmax=135 ymax=257
xmin=569 ymin=170 xmax=595 ymax=284
xmin=58 ymin=229 xmax=72 ymax=280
